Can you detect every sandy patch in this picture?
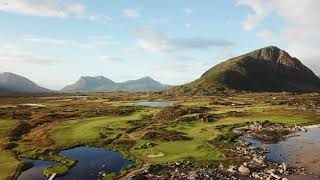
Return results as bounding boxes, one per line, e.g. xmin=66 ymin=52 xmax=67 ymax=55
xmin=147 ymin=152 xmax=165 ymax=158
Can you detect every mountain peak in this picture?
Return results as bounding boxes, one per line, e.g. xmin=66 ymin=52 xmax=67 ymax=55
xmin=249 ymin=46 xmax=289 ymax=61
xmin=0 ymin=72 xmax=21 ymax=79
xmin=79 ymin=76 xmax=113 ymax=82
xmin=62 ymin=76 xmax=172 ymax=92
xmin=244 ymin=46 xmax=308 ymax=71
xmin=0 ymin=72 xmax=49 ymax=93
xmin=175 ymin=46 xmax=320 ymax=93
xmin=139 ymin=76 xmax=154 ymax=81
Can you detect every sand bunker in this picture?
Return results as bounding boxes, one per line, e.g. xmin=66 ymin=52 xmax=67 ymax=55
xmin=147 ymin=152 xmax=165 ymax=158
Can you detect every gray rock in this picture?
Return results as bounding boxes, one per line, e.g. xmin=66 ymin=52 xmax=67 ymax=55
xmin=238 ymin=165 xmax=250 ymax=175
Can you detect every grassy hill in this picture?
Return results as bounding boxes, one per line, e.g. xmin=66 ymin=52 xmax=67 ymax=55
xmin=173 ymin=46 xmax=320 ymax=94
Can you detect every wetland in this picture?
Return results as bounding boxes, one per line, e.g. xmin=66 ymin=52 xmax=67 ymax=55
xmin=0 ymin=92 xmax=320 ymax=179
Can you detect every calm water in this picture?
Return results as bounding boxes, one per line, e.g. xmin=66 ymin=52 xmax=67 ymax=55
xmin=135 ymin=101 xmax=173 ymax=107
xmin=56 ymin=147 xmax=134 ymax=180
xmin=17 ymin=159 xmax=58 ymax=180
xmin=18 ymin=147 xmax=134 ymax=180
xmin=244 ymin=125 xmax=320 ymax=176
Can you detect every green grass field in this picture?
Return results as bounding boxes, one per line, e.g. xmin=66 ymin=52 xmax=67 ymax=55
xmin=133 ymin=140 xmax=222 ymax=163
xmin=49 ymin=109 xmax=155 ymax=148
xmin=0 ymin=151 xmax=22 ymax=180
xmin=0 ymin=119 xmax=21 ymax=180
xmin=132 ymin=121 xmax=222 ymax=163
xmin=131 ymin=106 xmax=316 ymax=164
xmin=1 ymin=93 xmax=319 ymax=178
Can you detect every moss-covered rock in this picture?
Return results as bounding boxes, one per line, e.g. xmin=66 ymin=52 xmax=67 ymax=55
xmin=43 ymin=165 xmax=69 ymax=177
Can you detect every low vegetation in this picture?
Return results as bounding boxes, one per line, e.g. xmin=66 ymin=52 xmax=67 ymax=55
xmin=0 ymin=91 xmax=319 ymax=179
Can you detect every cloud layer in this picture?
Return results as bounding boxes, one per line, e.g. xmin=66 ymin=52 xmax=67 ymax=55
xmin=0 ymin=45 xmax=60 ymax=65
xmin=23 ymin=35 xmax=116 ymax=49
xmin=130 ymin=27 xmax=234 ymax=54
xmin=123 ymin=8 xmax=141 ymax=19
xmin=0 ymin=0 xmax=112 ymax=23
xmin=238 ymin=0 xmax=320 ymax=74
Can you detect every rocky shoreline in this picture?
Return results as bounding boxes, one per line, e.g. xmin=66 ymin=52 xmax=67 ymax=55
xmin=234 ymin=121 xmax=307 ymax=143
xmin=129 ymin=122 xmax=318 ymax=180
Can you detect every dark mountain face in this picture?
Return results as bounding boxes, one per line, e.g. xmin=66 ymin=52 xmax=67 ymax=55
xmin=61 ymin=76 xmax=172 ymax=92
xmin=119 ymin=76 xmax=172 ymax=92
xmin=177 ymin=46 xmax=320 ymax=93
xmin=62 ymin=76 xmax=117 ymax=92
xmin=0 ymin=72 xmax=49 ymax=94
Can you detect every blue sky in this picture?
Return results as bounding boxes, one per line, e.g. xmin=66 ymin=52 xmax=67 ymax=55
xmin=0 ymin=0 xmax=319 ymax=90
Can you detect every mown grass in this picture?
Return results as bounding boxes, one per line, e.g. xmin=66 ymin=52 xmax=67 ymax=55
xmin=0 ymin=119 xmax=16 ymax=144
xmin=49 ymin=109 xmax=156 ymax=148
xmin=0 ymin=151 xmax=22 ymax=180
xmin=133 ymin=140 xmax=222 ymax=164
xmin=132 ymin=105 xmax=317 ymax=164
xmin=132 ymin=121 xmax=222 ymax=164
xmin=0 ymin=119 xmax=22 ymax=180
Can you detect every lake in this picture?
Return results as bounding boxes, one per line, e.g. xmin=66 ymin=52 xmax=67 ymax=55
xmin=135 ymin=101 xmax=174 ymax=107
xmin=18 ymin=147 xmax=134 ymax=180
xmin=17 ymin=159 xmax=58 ymax=180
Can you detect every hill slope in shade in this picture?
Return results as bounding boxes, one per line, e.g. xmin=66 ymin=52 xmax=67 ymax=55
xmin=62 ymin=76 xmax=172 ymax=92
xmin=62 ymin=76 xmax=117 ymax=92
xmin=0 ymin=72 xmax=50 ymax=94
xmin=175 ymin=46 xmax=320 ymax=93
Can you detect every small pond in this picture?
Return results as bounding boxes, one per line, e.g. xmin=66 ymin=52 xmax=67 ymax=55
xmin=17 ymin=159 xmax=58 ymax=180
xmin=135 ymin=101 xmax=174 ymax=107
xmin=18 ymin=147 xmax=134 ymax=180
xmin=244 ymin=125 xmax=320 ymax=176
xmin=18 ymin=103 xmax=47 ymax=108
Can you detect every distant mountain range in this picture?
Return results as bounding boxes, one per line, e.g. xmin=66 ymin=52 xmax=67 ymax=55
xmin=1 ymin=46 xmax=320 ymax=95
xmin=0 ymin=72 xmax=172 ymax=94
xmin=0 ymin=72 xmax=50 ymax=95
xmin=61 ymin=76 xmax=172 ymax=92
xmin=174 ymin=46 xmax=320 ymax=93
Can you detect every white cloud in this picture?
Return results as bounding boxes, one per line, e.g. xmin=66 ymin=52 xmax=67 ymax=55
xmin=23 ymin=36 xmax=66 ymax=45
xmin=237 ymin=0 xmax=274 ymax=31
xmin=184 ymin=8 xmax=193 ymax=15
xmin=97 ymin=56 xmax=123 ymax=62
xmin=0 ymin=0 xmax=68 ymax=17
xmin=0 ymin=0 xmax=112 ymax=23
xmin=77 ymin=14 xmax=113 ymax=24
xmin=237 ymin=0 xmax=320 ymax=74
xmin=150 ymin=16 xmax=169 ymax=24
xmin=184 ymin=23 xmax=192 ymax=28
xmin=0 ymin=44 xmax=60 ymax=65
xmin=256 ymin=29 xmax=276 ymax=44
xmin=130 ymin=27 xmax=234 ymax=54
xmin=23 ymin=35 xmax=116 ymax=49
xmin=123 ymin=8 xmax=141 ymax=19
xmin=150 ymin=55 xmax=216 ymax=85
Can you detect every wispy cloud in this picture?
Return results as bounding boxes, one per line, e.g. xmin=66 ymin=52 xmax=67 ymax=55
xmin=23 ymin=35 xmax=117 ymax=49
xmin=184 ymin=8 xmax=193 ymax=15
xmin=150 ymin=55 xmax=215 ymax=85
xmin=184 ymin=23 xmax=192 ymax=28
xmin=237 ymin=0 xmax=274 ymax=31
xmin=0 ymin=45 xmax=60 ymax=65
xmin=97 ymin=56 xmax=124 ymax=62
xmin=0 ymin=0 xmax=112 ymax=23
xmin=256 ymin=29 xmax=277 ymax=44
xmin=130 ymin=27 xmax=235 ymax=54
xmin=123 ymin=8 xmax=141 ymax=19
xmin=237 ymin=0 xmax=320 ymax=74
